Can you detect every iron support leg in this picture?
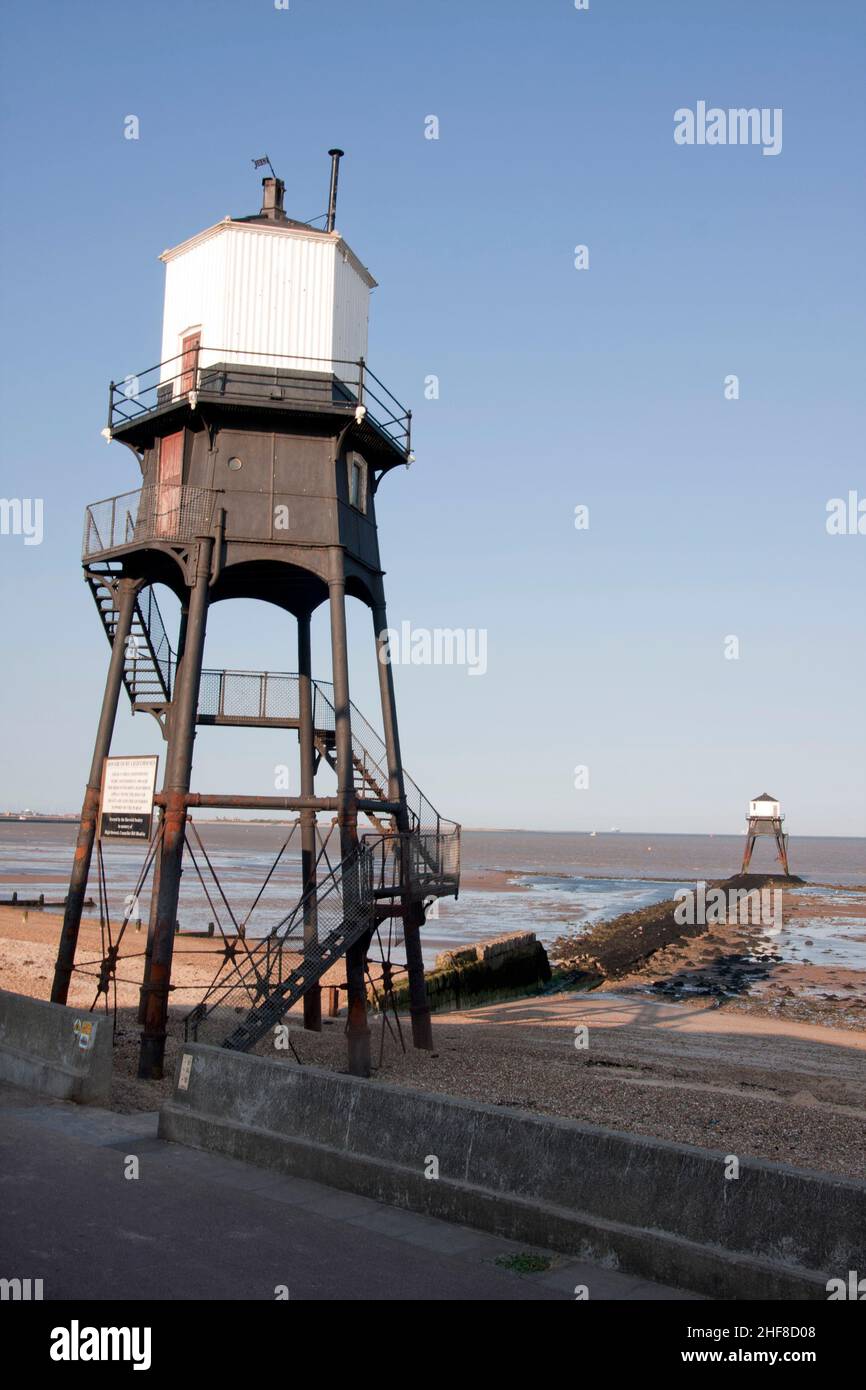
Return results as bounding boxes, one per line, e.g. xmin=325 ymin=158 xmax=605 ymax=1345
xmin=330 ymin=564 xmax=369 ymax=1077
xmin=403 ymin=901 xmax=434 ymax=1050
xmin=138 ymin=601 xmax=186 ymax=1023
xmin=298 ymin=611 xmax=321 ymax=1031
xmin=775 ymin=823 xmax=790 ymax=876
xmin=373 ymin=601 xmax=434 ymax=1052
xmin=51 ymin=576 xmax=139 ymax=1004
xmin=138 ymin=538 xmax=213 ymax=1079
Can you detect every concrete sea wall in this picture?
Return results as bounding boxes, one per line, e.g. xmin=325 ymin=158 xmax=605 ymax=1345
xmin=0 ymin=987 xmax=113 ymax=1104
xmin=159 ymin=1043 xmax=865 ymax=1300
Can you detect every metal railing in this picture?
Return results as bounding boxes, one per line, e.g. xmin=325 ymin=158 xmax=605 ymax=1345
xmin=135 ymin=585 xmax=174 ymax=701
xmin=365 ymin=828 xmax=461 ymax=900
xmin=108 ymin=347 xmax=412 ymax=455
xmin=82 ymin=486 xmax=215 ymax=559
xmin=197 ymin=669 xmax=301 ymax=724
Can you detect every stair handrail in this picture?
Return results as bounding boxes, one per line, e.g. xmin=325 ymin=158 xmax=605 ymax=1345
xmin=132 ymin=586 xmax=175 ymax=704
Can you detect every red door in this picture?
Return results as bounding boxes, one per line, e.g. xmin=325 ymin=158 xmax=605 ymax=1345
xmin=179 ymin=332 xmax=200 ymax=395
xmin=155 ymin=431 xmax=184 ymax=537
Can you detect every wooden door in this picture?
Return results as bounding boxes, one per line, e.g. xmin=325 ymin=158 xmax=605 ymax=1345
xmin=155 ymin=431 xmax=184 ymax=537
xmin=180 ymin=332 xmax=200 ymax=395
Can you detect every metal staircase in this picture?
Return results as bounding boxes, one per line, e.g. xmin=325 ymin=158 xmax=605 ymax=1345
xmin=186 ymin=841 xmax=376 ymax=1051
xmin=86 ymin=566 xmax=173 ymax=713
xmin=183 ymin=829 xmax=446 ymax=1050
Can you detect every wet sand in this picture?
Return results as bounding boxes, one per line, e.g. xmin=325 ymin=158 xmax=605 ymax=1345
xmin=453 ymin=867 xmax=528 ymax=894
xmin=605 ymin=889 xmax=866 ymax=1031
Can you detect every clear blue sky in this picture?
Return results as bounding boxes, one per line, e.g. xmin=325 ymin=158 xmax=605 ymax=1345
xmin=0 ymin=0 xmax=863 ymax=836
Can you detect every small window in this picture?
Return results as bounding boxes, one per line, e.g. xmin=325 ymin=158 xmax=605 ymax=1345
xmin=347 ymin=453 xmax=367 ymax=512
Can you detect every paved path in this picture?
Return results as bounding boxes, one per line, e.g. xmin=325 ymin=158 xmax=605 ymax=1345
xmin=0 ymin=1083 xmax=693 ymax=1301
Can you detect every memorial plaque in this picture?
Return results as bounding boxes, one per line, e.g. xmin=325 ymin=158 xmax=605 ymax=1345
xmin=99 ymin=755 xmax=159 ymax=841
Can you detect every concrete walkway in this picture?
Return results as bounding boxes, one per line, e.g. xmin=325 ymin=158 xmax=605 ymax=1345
xmin=0 ymin=1083 xmax=694 ymax=1301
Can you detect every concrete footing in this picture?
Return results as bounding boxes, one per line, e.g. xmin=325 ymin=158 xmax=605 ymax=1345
xmin=159 ymin=1044 xmax=866 ymax=1300
xmin=0 ymin=988 xmax=113 ymax=1103
xmin=384 ymin=931 xmax=552 ymax=1015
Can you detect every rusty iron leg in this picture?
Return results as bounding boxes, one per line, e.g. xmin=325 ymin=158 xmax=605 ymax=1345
xmin=775 ymin=824 xmax=790 ymax=875
xmin=138 ymin=538 xmax=212 ymax=1079
xmin=741 ymin=833 xmax=755 ymax=875
xmin=345 ymin=931 xmax=373 ymax=1076
xmin=373 ymin=599 xmax=434 ymax=1051
xmin=297 ymin=610 xmax=321 ymax=1032
xmin=330 ymin=562 xmax=369 ymax=1077
xmin=138 ymin=600 xmax=188 ymax=1023
xmin=138 ymin=792 xmax=187 ymax=1078
xmin=403 ymin=900 xmax=434 ymax=1051
xmin=52 ymin=576 xmax=139 ymax=1005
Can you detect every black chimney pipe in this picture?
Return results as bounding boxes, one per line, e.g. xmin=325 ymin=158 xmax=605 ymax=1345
xmin=326 ymin=149 xmax=344 ymax=232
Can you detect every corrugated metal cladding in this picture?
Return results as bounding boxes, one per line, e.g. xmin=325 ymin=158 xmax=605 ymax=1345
xmin=333 ymin=248 xmax=370 ymax=365
xmin=159 ymin=225 xmax=372 ymax=377
xmin=160 ymin=232 xmax=227 ymax=381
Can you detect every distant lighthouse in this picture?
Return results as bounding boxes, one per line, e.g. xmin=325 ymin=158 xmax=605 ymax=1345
xmin=741 ymin=793 xmax=790 ymax=875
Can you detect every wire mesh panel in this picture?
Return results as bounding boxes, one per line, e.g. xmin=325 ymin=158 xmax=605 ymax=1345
xmin=311 ymin=682 xmax=336 ymax=733
xmin=262 ymin=673 xmax=299 ymax=722
xmin=135 ymin=587 xmax=175 ymax=701
xmin=197 ymin=671 xmax=223 ymax=719
xmin=412 ymin=829 xmax=461 ymax=894
xmin=82 ymin=487 xmax=215 ymax=559
xmin=195 ymin=671 xmax=301 ymax=723
xmin=365 ymin=830 xmax=460 ymax=900
xmin=220 ymin=672 xmax=265 ymax=719
xmin=341 ymin=696 xmax=393 ymax=798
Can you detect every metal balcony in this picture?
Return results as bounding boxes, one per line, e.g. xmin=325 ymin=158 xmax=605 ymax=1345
xmin=82 ymin=486 xmax=215 ymax=560
xmin=107 ymin=347 xmax=412 ymax=457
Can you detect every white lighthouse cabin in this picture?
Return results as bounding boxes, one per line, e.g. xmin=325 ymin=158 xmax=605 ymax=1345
xmin=158 ymin=181 xmax=376 ymax=386
xmin=106 ymin=174 xmax=412 ymax=470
